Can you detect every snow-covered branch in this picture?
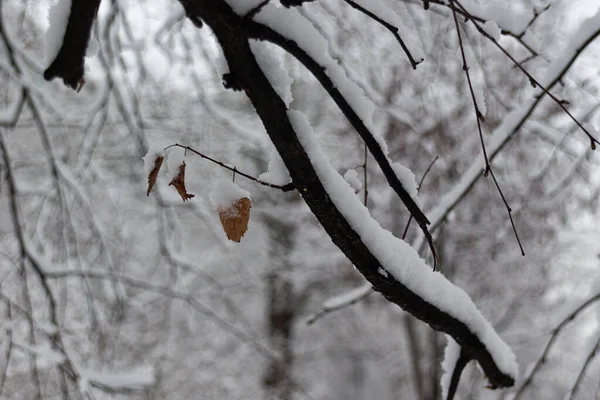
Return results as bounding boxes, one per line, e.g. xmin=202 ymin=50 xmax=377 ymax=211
xmin=167 ymin=0 xmax=518 ymax=390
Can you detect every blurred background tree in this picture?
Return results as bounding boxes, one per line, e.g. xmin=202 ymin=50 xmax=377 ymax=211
xmin=0 ymin=0 xmax=599 ymax=399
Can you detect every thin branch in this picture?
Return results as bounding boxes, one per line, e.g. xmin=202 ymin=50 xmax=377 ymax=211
xmin=514 ymin=292 xmax=600 ymax=399
xmin=0 ymin=302 xmax=13 ymax=398
xmin=341 ymin=0 xmax=423 ymax=69
xmin=43 ymin=268 xmax=276 ymax=359
xmin=566 ymin=334 xmax=600 ymax=400
xmin=487 ymin=168 xmax=525 ymax=255
xmin=245 ymin=0 xmax=270 ymax=20
xmin=165 ymin=143 xmax=295 ymax=191
xmin=449 ymin=0 xmax=524 ymax=256
xmin=446 ymin=350 xmax=470 ymax=400
xmin=305 ymin=283 xmax=372 ymax=324
xmin=402 ymin=156 xmax=438 ymax=240
xmin=363 ymin=142 xmax=368 ymax=206
xmin=246 ymin=18 xmax=440 ymax=268
xmin=449 ymin=0 xmax=489 ymax=173
xmin=452 ymin=0 xmax=600 ymax=149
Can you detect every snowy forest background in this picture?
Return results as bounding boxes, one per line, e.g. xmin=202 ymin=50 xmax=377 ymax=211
xmin=1 ymin=0 xmax=600 ymax=399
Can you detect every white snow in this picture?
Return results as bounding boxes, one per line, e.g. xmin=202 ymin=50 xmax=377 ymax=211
xmin=142 ymin=146 xmax=165 ymax=176
xmin=81 ymin=367 xmax=156 ymax=390
xmin=482 ymin=21 xmax=501 ymax=42
xmin=165 ymin=149 xmax=186 ymax=181
xmin=13 ymin=339 xmax=66 ymax=366
xmin=541 ymin=8 xmax=600 ymax=87
xmin=254 ymin=4 xmax=376 ymax=125
xmin=210 ymin=179 xmax=251 ymax=213
xmin=473 ymin=87 xmax=487 ymax=118
xmin=391 ymin=162 xmax=421 ymax=207
xmin=459 ymin=1 xmax=533 ymax=34
xmin=287 ymin=109 xmax=518 ymax=380
xmin=258 ymin=146 xmax=291 ymax=186
xmin=323 ymin=284 xmax=372 ymax=310
xmin=440 ymin=336 xmax=462 ymax=399
xmin=249 ymin=40 xmax=293 ymax=107
xmin=45 ymin=0 xmax=72 ymax=67
xmin=223 ymin=0 xmax=265 ymax=16
xmin=343 ymin=169 xmax=362 ymax=194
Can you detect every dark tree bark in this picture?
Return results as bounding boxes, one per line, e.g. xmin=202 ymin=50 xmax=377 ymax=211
xmin=43 ymin=0 xmax=515 ymax=390
xmin=43 ymin=0 xmax=102 ymax=90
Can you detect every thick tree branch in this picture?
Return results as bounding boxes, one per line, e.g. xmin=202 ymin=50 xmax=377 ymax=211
xmin=43 ymin=0 xmax=102 ymax=90
xmin=176 ymin=0 xmax=513 ymax=388
xmin=243 ymin=16 xmax=439 ymax=266
xmin=43 ymin=0 xmax=515 ymax=389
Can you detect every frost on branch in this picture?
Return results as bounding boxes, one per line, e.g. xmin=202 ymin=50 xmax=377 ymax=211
xmin=287 ymin=108 xmax=517 ymax=387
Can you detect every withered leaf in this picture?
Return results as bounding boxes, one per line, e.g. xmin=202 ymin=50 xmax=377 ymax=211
xmin=169 ymin=162 xmax=195 ymax=201
xmin=146 ymin=155 xmax=164 ymax=196
xmin=217 ymin=197 xmax=251 ymax=242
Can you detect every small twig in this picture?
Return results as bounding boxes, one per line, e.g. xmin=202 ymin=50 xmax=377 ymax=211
xmin=306 ymin=283 xmax=373 ymax=325
xmin=245 ymin=0 xmax=270 ymax=20
xmin=401 ymin=156 xmax=438 ymax=240
xmin=488 ymin=168 xmax=525 ymax=256
xmin=165 ymin=144 xmax=295 ymax=192
xmin=514 ymin=292 xmax=600 ymax=399
xmin=363 ymin=142 xmax=368 ymax=207
xmin=449 ymin=0 xmax=490 ymax=175
xmin=449 ymin=1 xmax=525 ymax=257
xmin=452 ymin=0 xmax=600 ymax=150
xmin=566 ymin=335 xmax=600 ymax=400
xmin=342 ymin=0 xmax=423 ymax=69
xmin=446 ymin=350 xmax=470 ymax=400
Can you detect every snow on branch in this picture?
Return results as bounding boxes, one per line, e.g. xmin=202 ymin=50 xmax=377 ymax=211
xmin=167 ymin=0 xmax=520 ymax=390
xmin=305 ymin=283 xmax=373 ymax=325
xmin=43 ymin=0 xmax=102 ymax=90
xmin=80 ymin=367 xmax=156 ymax=393
xmin=247 ymin=4 xmax=439 ymax=266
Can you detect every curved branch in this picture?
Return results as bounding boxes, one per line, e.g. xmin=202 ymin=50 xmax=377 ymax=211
xmin=177 ymin=0 xmax=514 ymax=389
xmin=244 ymin=14 xmax=439 ymax=266
xmin=514 ymin=292 xmax=600 ymax=399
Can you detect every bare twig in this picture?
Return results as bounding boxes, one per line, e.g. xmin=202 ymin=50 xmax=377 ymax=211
xmin=566 ymin=334 xmax=600 ymax=400
xmin=165 ymin=143 xmax=295 ymax=191
xmin=514 ymin=293 xmax=600 ymax=399
xmin=449 ymin=0 xmax=490 ymax=174
xmin=305 ymin=283 xmax=372 ymax=324
xmin=341 ymin=0 xmax=424 ymax=69
xmin=363 ymin=143 xmax=368 ymax=206
xmin=452 ymin=0 xmax=600 ymax=150
xmin=401 ymin=156 xmax=438 ymax=240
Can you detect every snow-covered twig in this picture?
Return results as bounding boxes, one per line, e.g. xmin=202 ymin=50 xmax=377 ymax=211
xmin=305 ymin=283 xmax=373 ymax=325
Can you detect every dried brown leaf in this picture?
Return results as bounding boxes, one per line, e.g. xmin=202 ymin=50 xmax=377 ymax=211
xmin=169 ymin=161 xmax=195 ymax=201
xmin=146 ymin=155 xmax=164 ymax=196
xmin=217 ymin=197 xmax=251 ymax=242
